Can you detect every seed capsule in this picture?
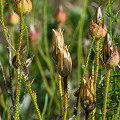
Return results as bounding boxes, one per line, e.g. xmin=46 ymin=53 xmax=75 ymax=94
xmin=89 ymin=7 xmax=107 ymax=39
xmin=13 ymin=0 xmax=32 ymax=16
xmin=58 ymin=46 xmax=72 ymax=77
xmin=102 ymin=33 xmax=119 ymax=69
xmin=80 ymin=78 xmax=96 ymax=113
xmin=52 ymin=28 xmax=65 ymax=62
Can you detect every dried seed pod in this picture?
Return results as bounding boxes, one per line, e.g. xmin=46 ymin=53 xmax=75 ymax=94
xmin=58 ymin=46 xmax=72 ymax=77
xmin=52 ymin=28 xmax=65 ymax=62
xmin=13 ymin=0 xmax=32 ymax=16
xmin=80 ymin=78 xmax=96 ymax=113
xmin=7 ymin=11 xmax=19 ymax=25
xmin=102 ymin=33 xmax=119 ymax=69
xmin=89 ymin=7 xmax=107 ymax=39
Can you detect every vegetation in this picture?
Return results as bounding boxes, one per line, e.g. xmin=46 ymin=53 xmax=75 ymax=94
xmin=0 ymin=0 xmax=120 ymax=120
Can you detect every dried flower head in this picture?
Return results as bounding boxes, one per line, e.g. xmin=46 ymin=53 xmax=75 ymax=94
xmin=13 ymin=0 xmax=32 ymax=16
xmin=7 ymin=11 xmax=19 ymax=25
xmin=89 ymin=7 xmax=107 ymax=40
xmin=52 ymin=28 xmax=65 ymax=62
xmin=58 ymin=45 xmax=72 ymax=77
xmin=80 ymin=78 xmax=96 ymax=113
xmin=102 ymin=33 xmax=119 ymax=69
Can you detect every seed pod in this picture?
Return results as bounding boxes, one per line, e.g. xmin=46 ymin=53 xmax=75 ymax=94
xmin=80 ymin=78 xmax=96 ymax=113
xmin=89 ymin=7 xmax=107 ymax=40
xmin=52 ymin=28 xmax=65 ymax=62
xmin=58 ymin=46 xmax=72 ymax=77
xmin=13 ymin=0 xmax=32 ymax=16
xmin=102 ymin=33 xmax=119 ymax=69
xmin=7 ymin=11 xmax=19 ymax=25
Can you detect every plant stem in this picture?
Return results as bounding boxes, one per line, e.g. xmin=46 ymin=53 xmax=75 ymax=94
xmin=0 ymin=0 xmax=16 ymax=53
xmin=102 ymin=68 xmax=111 ymax=120
xmin=63 ymin=77 xmax=68 ymax=120
xmin=31 ymin=42 xmax=52 ymax=96
xmin=108 ymin=0 xmax=112 ymax=37
xmin=58 ymin=73 xmax=64 ymax=118
xmin=15 ymin=74 xmax=21 ymax=120
xmin=16 ymin=18 xmax=24 ymax=65
xmin=25 ymin=79 xmax=42 ymax=120
xmin=77 ymin=0 xmax=88 ymax=82
xmin=92 ymin=39 xmax=100 ymax=120
xmin=44 ymin=0 xmax=49 ymax=58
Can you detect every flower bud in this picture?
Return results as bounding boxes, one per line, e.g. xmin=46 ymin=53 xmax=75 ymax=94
xmin=102 ymin=33 xmax=119 ymax=69
xmin=7 ymin=11 xmax=19 ymax=25
xmin=89 ymin=7 xmax=107 ymax=40
xmin=55 ymin=5 xmax=66 ymax=28
xmin=58 ymin=46 xmax=72 ymax=77
xmin=13 ymin=0 xmax=32 ymax=16
xmin=52 ymin=28 xmax=65 ymax=62
xmin=28 ymin=24 xmax=40 ymax=42
xmin=80 ymin=78 xmax=96 ymax=113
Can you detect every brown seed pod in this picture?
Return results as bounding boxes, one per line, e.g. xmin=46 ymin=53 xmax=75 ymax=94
xmin=102 ymin=33 xmax=119 ymax=69
xmin=13 ymin=0 xmax=32 ymax=16
xmin=52 ymin=28 xmax=65 ymax=62
xmin=80 ymin=78 xmax=96 ymax=113
xmin=58 ymin=46 xmax=72 ymax=77
xmin=89 ymin=7 xmax=107 ymax=40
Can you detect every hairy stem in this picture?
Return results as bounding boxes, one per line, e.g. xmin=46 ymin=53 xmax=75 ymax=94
xmin=58 ymin=73 xmax=64 ymax=118
xmin=0 ymin=0 xmax=16 ymax=53
xmin=63 ymin=77 xmax=68 ymax=120
xmin=25 ymin=79 xmax=42 ymax=120
xmin=92 ymin=39 xmax=100 ymax=120
xmin=102 ymin=68 xmax=111 ymax=120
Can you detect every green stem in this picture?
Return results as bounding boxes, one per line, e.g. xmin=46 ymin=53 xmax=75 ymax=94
xmin=92 ymin=39 xmax=100 ymax=120
xmin=10 ymin=26 xmax=15 ymax=49
xmin=102 ymin=68 xmax=111 ymax=120
xmin=77 ymin=0 xmax=88 ymax=82
xmin=63 ymin=77 xmax=68 ymax=120
xmin=15 ymin=0 xmax=24 ymax=119
xmin=14 ymin=74 xmax=21 ymax=120
xmin=16 ymin=18 xmax=24 ymax=65
xmin=44 ymin=0 xmax=49 ymax=58
xmin=58 ymin=73 xmax=64 ymax=118
xmin=25 ymin=79 xmax=42 ymax=120
xmin=31 ymin=42 xmax=52 ymax=97
xmin=0 ymin=0 xmax=16 ymax=53
xmin=108 ymin=0 xmax=112 ymax=37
